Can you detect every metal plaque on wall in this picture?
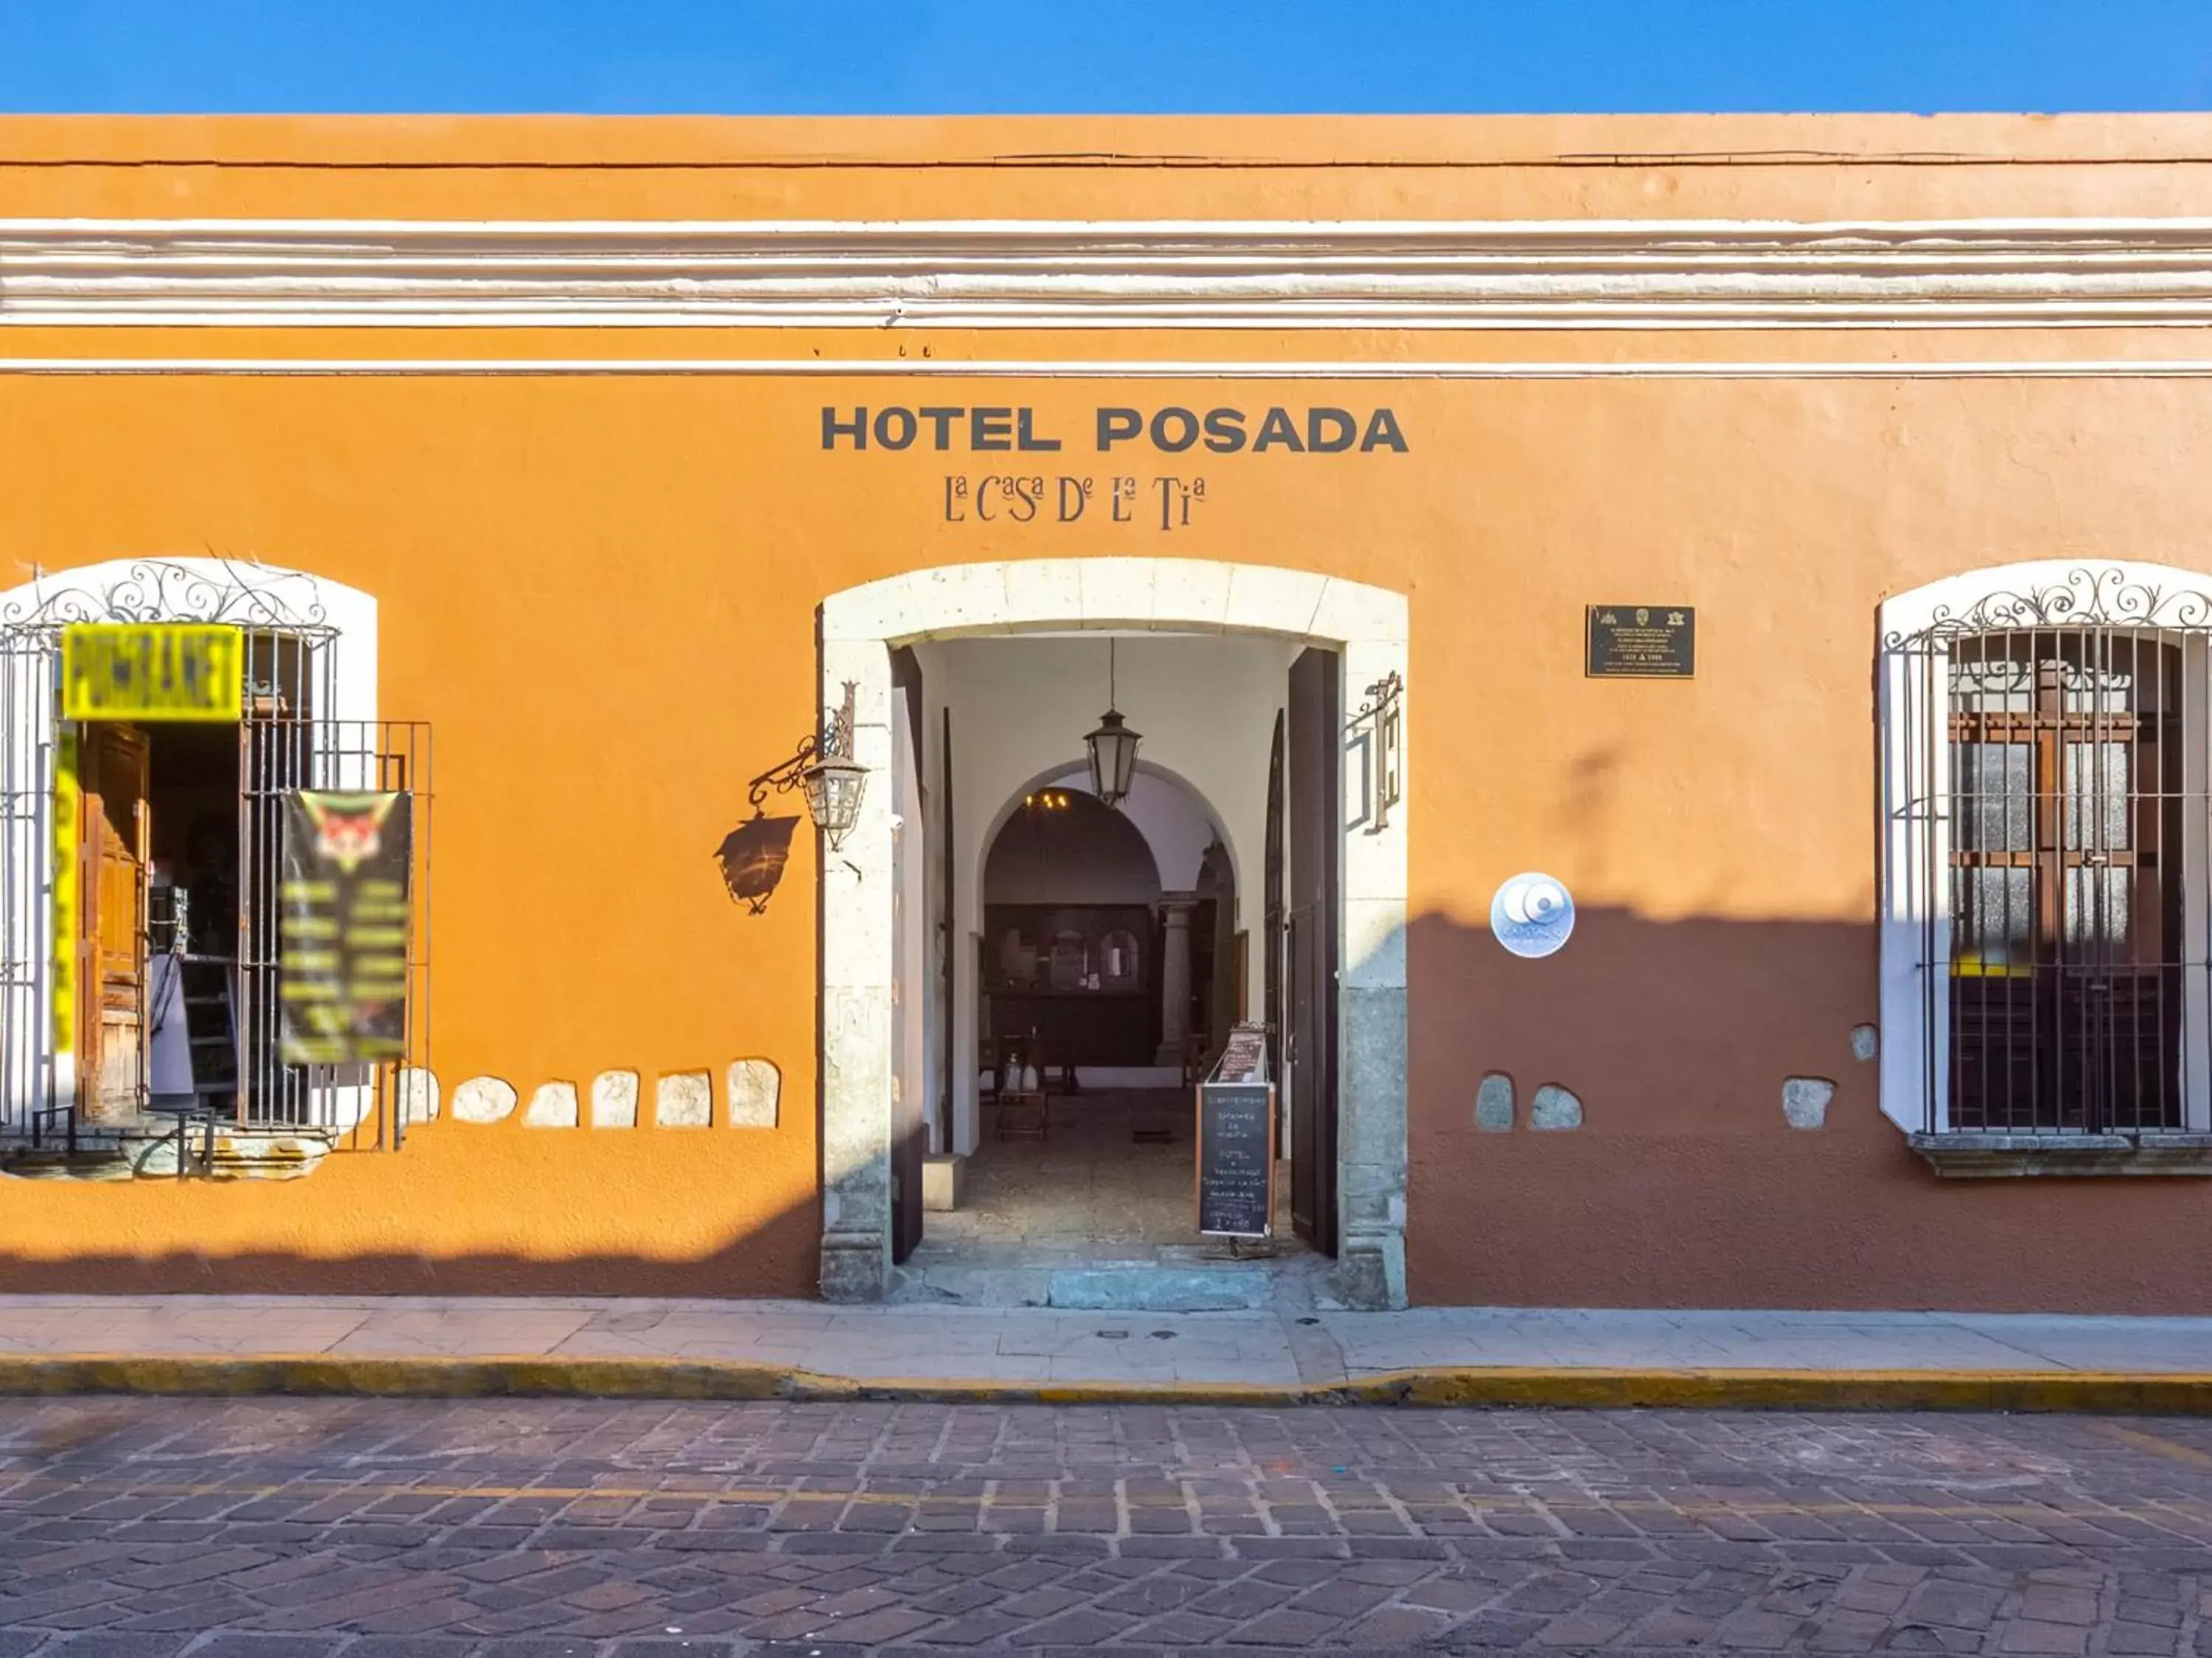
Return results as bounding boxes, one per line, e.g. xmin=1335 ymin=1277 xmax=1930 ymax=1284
xmin=1586 ymin=605 xmax=1695 ymax=679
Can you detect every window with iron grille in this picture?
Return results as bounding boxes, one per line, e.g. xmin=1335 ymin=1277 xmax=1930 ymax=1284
xmin=1880 ymin=565 xmax=2212 ymax=1154
xmin=0 ymin=559 xmax=428 ymax=1160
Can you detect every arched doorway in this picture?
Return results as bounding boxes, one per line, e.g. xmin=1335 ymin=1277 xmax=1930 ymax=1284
xmin=897 ymin=770 xmax=1264 ymax=1300
xmin=983 ymin=783 xmax=1165 ymax=1083
xmin=984 ymin=759 xmax=1239 ymax=1081
xmin=820 ymin=558 xmax=1411 ymax=1308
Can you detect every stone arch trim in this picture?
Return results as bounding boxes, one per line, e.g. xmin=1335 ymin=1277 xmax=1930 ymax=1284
xmin=989 ymin=756 xmax=1232 ymax=909
xmin=980 ymin=768 xmax=1165 ymax=898
xmin=816 ymin=558 xmax=1410 ymax=1307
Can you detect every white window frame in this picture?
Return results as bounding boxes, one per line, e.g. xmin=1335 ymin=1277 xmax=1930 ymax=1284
xmin=1878 ymin=560 xmax=2212 ymax=1137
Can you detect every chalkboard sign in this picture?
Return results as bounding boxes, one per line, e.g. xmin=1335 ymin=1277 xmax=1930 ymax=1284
xmin=1196 ymin=1082 xmax=1275 ymax=1238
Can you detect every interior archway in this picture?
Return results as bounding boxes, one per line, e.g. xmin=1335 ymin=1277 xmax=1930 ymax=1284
xmin=914 ymin=766 xmax=1269 ymax=1290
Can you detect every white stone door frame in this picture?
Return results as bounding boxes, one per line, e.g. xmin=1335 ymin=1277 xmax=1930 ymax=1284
xmin=818 ymin=558 xmax=1411 ymax=1307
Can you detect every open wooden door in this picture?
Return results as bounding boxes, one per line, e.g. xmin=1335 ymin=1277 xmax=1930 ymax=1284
xmin=939 ymin=707 xmax=956 ymax=1156
xmin=77 ymin=721 xmax=150 ymax=1125
xmin=1285 ymin=649 xmax=1340 ymax=1254
xmin=888 ymin=648 xmax=927 ymax=1265
xmin=1263 ymin=711 xmax=1284 ymax=1080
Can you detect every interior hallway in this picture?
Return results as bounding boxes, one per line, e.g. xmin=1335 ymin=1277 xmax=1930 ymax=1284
xmin=894 ymin=1088 xmax=1318 ymax=1308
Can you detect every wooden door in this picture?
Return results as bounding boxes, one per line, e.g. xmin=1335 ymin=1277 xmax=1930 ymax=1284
xmin=939 ymin=707 xmax=956 ymax=1156
xmin=888 ymin=648 xmax=926 ymax=1265
xmin=1286 ymin=649 xmax=1340 ymax=1254
xmin=1263 ymin=712 xmax=1284 ymax=1081
xmin=77 ymin=722 xmax=150 ymax=1124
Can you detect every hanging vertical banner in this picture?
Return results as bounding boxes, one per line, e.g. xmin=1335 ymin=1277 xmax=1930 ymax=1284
xmin=279 ymin=791 xmax=412 ymax=1066
xmin=50 ymin=726 xmax=77 ymax=1052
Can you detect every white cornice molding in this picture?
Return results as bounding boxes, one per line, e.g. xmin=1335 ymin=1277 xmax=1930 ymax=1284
xmin=6 ymin=355 xmax=2212 ymax=379
xmin=4 ymin=355 xmax=2212 ymax=379
xmin=10 ymin=217 xmax=2212 ymax=330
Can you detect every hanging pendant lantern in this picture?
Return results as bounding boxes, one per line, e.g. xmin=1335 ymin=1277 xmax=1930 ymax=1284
xmin=1085 ymin=639 xmax=1142 ymax=808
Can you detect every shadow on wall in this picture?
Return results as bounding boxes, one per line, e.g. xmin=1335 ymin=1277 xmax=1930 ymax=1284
xmin=0 ymin=1111 xmax=824 ymax=1298
xmin=1410 ymin=903 xmax=2212 ymax=1317
xmin=714 ymin=814 xmax=801 ymax=915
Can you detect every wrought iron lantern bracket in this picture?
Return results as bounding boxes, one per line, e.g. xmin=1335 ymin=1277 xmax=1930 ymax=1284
xmin=747 ymin=727 xmax=824 ymax=817
xmin=746 ymin=680 xmax=869 ymax=853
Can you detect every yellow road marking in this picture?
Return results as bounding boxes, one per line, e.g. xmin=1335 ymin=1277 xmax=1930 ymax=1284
xmin=0 ymin=1474 xmax=2206 ymax=1527
xmin=2091 ymin=1421 xmax=2212 ymax=1470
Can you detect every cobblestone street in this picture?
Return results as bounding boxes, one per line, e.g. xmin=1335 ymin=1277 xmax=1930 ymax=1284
xmin=4 ymin=1400 xmax=2212 ymax=1654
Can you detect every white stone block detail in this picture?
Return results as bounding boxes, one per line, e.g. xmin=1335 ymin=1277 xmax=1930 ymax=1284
xmin=1150 ymin=560 xmax=1234 ymax=631
xmin=397 ymin=1067 xmax=439 ymax=1123
xmin=1784 ymin=1077 xmax=1835 ymax=1129
xmin=1530 ymin=1084 xmax=1582 ymax=1130
xmin=999 ymin=561 xmax=1084 ymax=630
xmin=1850 ymin=1024 xmax=1879 ymax=1062
xmin=911 ymin=563 xmax=1014 ymax=639
xmin=591 ymin=1069 xmax=639 ymax=1128
xmin=1224 ymin=563 xmax=1330 ymax=637
xmin=1475 ymin=1073 xmax=1514 ymax=1131
xmin=451 ymin=1077 xmax=517 ymax=1124
xmin=524 ymin=1081 xmax=579 ymax=1128
xmin=1317 ymin=579 xmax=1411 ymax=643
xmin=1077 ymin=558 xmax=1160 ymax=628
xmin=726 ymin=1058 xmax=782 ymax=1128
xmin=656 ymin=1070 xmax=712 ymax=1128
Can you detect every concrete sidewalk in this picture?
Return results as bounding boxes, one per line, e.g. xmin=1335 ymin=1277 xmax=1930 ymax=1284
xmin=7 ymin=1294 xmax=2212 ymax=1407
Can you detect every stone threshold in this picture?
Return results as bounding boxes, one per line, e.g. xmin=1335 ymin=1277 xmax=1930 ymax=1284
xmin=1908 ymin=1131 xmax=2212 ymax=1177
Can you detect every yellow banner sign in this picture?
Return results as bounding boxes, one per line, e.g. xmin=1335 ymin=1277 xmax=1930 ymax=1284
xmin=52 ymin=726 xmax=77 ymax=1053
xmin=61 ymin=623 xmax=243 ymax=722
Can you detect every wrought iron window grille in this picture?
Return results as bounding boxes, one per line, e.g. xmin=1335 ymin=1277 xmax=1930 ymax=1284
xmin=1888 ymin=568 xmax=2212 ymax=1145
xmin=2 ymin=561 xmax=429 ymax=1159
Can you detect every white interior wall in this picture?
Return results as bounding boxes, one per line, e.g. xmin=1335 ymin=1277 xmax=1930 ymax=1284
xmin=912 ymin=632 xmax=1296 ymax=1156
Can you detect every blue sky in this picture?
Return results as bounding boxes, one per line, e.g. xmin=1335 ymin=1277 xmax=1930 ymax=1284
xmin=1 ymin=0 xmax=2206 ymax=114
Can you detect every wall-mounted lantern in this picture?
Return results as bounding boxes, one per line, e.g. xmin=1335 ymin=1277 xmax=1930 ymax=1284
xmin=1084 ymin=639 xmax=1142 ymax=809
xmin=1358 ymin=670 xmax=1403 ymax=833
xmin=799 ymin=681 xmax=869 ymax=851
xmin=747 ymin=679 xmax=870 ymax=854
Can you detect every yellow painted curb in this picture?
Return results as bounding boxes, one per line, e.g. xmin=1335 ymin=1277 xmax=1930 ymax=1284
xmin=1 ymin=1355 xmax=2211 ymax=1412
xmin=1382 ymin=1367 xmax=2212 ymax=1414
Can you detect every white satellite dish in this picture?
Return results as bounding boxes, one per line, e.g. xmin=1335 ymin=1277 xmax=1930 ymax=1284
xmin=1491 ymin=872 xmax=1575 ymax=960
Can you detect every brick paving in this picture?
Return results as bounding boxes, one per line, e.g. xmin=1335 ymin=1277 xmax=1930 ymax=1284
xmin=5 ymin=1401 xmax=2212 ymax=1653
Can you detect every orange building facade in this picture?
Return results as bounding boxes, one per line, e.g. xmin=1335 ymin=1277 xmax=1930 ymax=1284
xmin=4 ymin=115 xmax=2212 ymax=1311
